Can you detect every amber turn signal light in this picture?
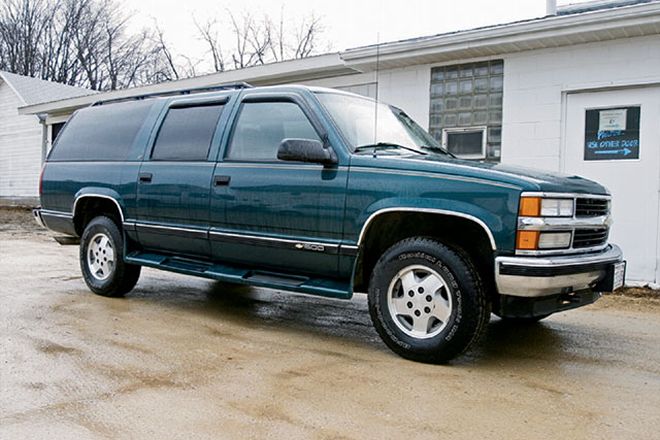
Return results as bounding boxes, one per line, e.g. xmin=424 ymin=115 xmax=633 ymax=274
xmin=516 ymin=230 xmax=540 ymax=250
xmin=519 ymin=197 xmax=542 ymax=217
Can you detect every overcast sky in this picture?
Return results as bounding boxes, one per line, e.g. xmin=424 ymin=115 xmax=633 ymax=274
xmin=128 ymin=0 xmax=595 ymax=70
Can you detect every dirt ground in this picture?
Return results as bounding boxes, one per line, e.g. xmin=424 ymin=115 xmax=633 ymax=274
xmin=2 ymin=208 xmax=660 ymax=440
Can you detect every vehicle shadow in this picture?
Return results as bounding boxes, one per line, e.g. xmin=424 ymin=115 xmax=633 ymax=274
xmin=128 ymin=277 xmax=584 ymax=367
xmin=460 ymin=319 xmax=569 ymax=366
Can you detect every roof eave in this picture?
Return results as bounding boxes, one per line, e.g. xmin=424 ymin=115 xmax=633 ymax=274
xmin=0 ymin=72 xmax=28 ymax=106
xmin=341 ymin=1 xmax=660 ymax=70
xmin=18 ymin=53 xmax=356 ymax=116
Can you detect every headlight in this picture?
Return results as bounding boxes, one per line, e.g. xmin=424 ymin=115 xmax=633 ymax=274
xmin=519 ymin=197 xmax=574 ymax=217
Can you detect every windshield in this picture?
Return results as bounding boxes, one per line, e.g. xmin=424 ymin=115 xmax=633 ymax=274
xmin=315 ymin=92 xmax=447 ymax=154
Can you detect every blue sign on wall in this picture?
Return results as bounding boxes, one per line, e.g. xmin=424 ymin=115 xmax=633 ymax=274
xmin=584 ymin=106 xmax=640 ymax=161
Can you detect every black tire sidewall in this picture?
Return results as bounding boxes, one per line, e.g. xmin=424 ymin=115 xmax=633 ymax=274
xmin=369 ymin=238 xmax=486 ymax=362
xmin=79 ymin=216 xmax=127 ymax=297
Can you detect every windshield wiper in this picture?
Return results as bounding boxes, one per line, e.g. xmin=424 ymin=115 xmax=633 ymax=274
xmin=420 ymin=145 xmax=456 ymax=158
xmin=354 ymin=142 xmax=427 ymax=155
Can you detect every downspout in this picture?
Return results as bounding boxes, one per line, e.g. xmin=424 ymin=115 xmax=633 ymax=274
xmin=38 ymin=114 xmax=48 ymax=164
xmin=546 ymin=0 xmax=558 ymax=16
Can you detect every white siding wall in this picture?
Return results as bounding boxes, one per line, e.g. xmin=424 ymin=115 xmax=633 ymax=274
xmin=0 ymin=81 xmax=43 ymax=198
xmin=501 ymin=35 xmax=660 ymax=169
xmin=302 ymin=65 xmax=432 ymax=128
xmin=376 ymin=66 xmax=431 ymax=127
xmin=305 ymin=38 xmax=660 ymax=286
xmin=501 ymin=36 xmax=660 ymax=286
xmin=306 ymin=36 xmax=660 ymax=157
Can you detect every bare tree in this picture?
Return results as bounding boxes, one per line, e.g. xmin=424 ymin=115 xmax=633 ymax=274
xmin=1 ymin=0 xmax=329 ymax=90
xmin=196 ymin=9 xmax=327 ymax=72
xmin=0 ymin=0 xmax=51 ymax=77
xmin=0 ymin=0 xmax=180 ymax=90
xmin=194 ymin=18 xmax=224 ymax=73
xmin=152 ymin=21 xmax=199 ymax=82
xmin=293 ymin=14 xmax=323 ymax=59
xmin=229 ymin=11 xmax=257 ymax=69
xmin=41 ymin=0 xmax=82 ymax=85
xmin=154 ymin=24 xmax=181 ymax=81
xmin=267 ymin=9 xmax=286 ymax=62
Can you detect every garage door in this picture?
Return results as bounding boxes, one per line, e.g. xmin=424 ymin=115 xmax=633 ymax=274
xmin=563 ymin=87 xmax=660 ymax=285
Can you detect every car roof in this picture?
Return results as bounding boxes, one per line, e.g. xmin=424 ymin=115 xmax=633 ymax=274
xmin=89 ymin=84 xmax=372 ymax=111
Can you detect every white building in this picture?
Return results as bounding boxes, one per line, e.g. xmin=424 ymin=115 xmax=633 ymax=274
xmin=16 ymin=0 xmax=660 ymax=287
xmin=0 ymin=71 xmax=92 ymax=204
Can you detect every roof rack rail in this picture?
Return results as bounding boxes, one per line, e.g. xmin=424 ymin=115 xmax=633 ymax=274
xmin=92 ymin=82 xmax=253 ymax=106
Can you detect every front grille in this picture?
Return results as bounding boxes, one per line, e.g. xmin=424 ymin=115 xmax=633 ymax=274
xmin=573 ymin=228 xmax=609 ymax=249
xmin=575 ymin=198 xmax=609 ymax=217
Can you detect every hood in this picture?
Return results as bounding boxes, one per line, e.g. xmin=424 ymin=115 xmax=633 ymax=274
xmin=350 ymin=152 xmax=609 ymax=195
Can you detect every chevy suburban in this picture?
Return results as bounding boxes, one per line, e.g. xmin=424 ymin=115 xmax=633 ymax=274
xmin=33 ymin=84 xmax=625 ymax=363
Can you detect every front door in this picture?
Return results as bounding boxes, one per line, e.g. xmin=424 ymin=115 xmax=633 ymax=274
xmin=563 ymin=87 xmax=660 ymax=284
xmin=136 ymin=100 xmax=228 ymax=257
xmin=209 ymin=94 xmax=348 ymax=277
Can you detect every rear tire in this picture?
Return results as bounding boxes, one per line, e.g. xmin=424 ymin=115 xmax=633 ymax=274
xmin=368 ymin=237 xmax=490 ymax=363
xmin=80 ymin=216 xmax=141 ymax=297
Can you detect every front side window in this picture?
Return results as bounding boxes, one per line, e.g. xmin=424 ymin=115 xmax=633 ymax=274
xmin=227 ymin=101 xmax=321 ymax=161
xmin=151 ymin=104 xmax=224 ymax=161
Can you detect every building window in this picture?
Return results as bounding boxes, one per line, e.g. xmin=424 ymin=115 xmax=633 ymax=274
xmin=442 ymin=127 xmax=487 ymax=159
xmin=51 ymin=123 xmax=65 ymax=142
xmin=429 ymin=60 xmax=503 ymax=161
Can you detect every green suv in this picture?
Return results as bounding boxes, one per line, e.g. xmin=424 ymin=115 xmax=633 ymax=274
xmin=34 ymin=84 xmax=625 ymax=363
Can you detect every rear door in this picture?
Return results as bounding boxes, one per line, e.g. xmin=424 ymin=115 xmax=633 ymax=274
xmin=135 ymin=96 xmax=233 ymax=257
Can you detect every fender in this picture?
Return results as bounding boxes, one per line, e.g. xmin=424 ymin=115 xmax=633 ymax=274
xmin=357 ymin=207 xmax=496 ymax=250
xmin=347 ymin=204 xmax=503 ymax=294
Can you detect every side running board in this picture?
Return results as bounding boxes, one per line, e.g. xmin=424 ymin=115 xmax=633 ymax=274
xmin=124 ymin=251 xmax=352 ymax=300
xmin=54 ymin=236 xmax=81 ymax=245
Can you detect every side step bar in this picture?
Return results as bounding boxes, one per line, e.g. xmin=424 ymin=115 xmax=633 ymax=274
xmin=54 ymin=236 xmax=80 ymax=245
xmin=124 ymin=251 xmax=352 ymax=300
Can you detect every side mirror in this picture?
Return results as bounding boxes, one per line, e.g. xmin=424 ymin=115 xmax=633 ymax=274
xmin=277 ymin=138 xmax=337 ymax=165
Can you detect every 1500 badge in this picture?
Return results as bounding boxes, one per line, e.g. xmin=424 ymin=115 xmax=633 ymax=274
xmin=295 ymin=243 xmax=325 ymax=252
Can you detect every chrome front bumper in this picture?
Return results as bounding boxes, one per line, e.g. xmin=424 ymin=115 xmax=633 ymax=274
xmin=495 ymin=244 xmax=623 ymax=297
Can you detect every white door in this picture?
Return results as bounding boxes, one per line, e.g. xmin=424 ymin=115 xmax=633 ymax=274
xmin=563 ymin=87 xmax=660 ymax=285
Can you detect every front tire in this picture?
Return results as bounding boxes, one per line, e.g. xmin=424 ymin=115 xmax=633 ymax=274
xmin=80 ymin=216 xmax=141 ymax=297
xmin=368 ymin=237 xmax=489 ymax=363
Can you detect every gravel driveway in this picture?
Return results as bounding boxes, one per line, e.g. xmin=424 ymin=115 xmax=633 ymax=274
xmin=1 ymin=208 xmax=659 ymax=439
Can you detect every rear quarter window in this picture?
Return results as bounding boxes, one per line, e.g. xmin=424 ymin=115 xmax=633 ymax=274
xmin=49 ymin=100 xmax=153 ymax=162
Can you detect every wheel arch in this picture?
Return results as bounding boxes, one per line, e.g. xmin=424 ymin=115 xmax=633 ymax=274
xmin=352 ymin=208 xmax=497 ymax=295
xmin=357 ymin=208 xmax=496 ymax=249
xmin=72 ymin=192 xmax=125 ymax=236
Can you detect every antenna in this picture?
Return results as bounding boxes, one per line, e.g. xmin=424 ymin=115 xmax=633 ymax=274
xmin=373 ymin=32 xmax=380 ymax=158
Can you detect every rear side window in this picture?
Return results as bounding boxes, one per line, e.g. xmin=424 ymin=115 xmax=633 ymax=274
xmin=49 ymin=100 xmax=153 ymax=161
xmin=151 ymin=104 xmax=224 ymax=161
xmin=227 ymin=101 xmax=320 ymax=161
